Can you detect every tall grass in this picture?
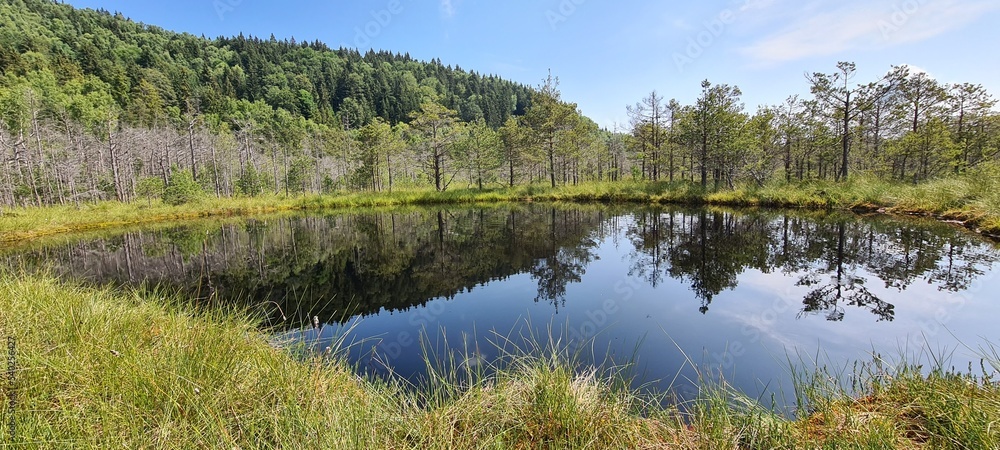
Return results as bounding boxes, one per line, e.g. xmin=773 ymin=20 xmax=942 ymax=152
xmin=0 ymin=273 xmax=393 ymax=448
xmin=0 ymin=273 xmax=673 ymax=448
xmin=783 ymin=350 xmax=1000 ymax=448
xmin=3 ymin=272 xmax=1000 ymax=448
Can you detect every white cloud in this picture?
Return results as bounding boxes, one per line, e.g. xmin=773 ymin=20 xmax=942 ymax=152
xmin=900 ymin=64 xmax=929 ymax=75
xmin=899 ymin=63 xmax=932 ymax=78
xmin=740 ymin=0 xmax=1000 ymax=65
xmin=440 ymin=0 xmax=457 ymax=18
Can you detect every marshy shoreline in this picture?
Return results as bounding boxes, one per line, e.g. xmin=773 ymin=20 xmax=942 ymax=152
xmin=3 ymin=175 xmax=1000 ymax=245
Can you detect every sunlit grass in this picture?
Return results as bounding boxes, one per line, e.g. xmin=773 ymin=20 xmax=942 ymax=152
xmin=3 ymin=271 xmax=1000 ymax=448
xmin=0 ymin=272 xmax=387 ymax=448
xmin=782 ymin=349 xmax=1000 ymax=449
xmin=4 ymin=168 xmax=1000 ymax=244
xmin=0 ymin=272 xmax=674 ymax=448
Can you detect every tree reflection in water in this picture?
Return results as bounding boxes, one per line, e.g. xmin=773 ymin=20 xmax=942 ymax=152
xmin=5 ymin=205 xmax=997 ymax=326
xmin=623 ymin=208 xmax=995 ymax=321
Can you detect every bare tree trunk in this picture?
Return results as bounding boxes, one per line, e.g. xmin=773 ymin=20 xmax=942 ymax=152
xmin=30 ymin=105 xmax=51 ymax=204
xmin=159 ymin=155 xmax=169 ymax=186
xmin=839 ymin=93 xmax=851 ymax=181
xmin=107 ymin=120 xmax=125 ymax=202
xmin=188 ymin=119 xmax=198 ymax=179
xmin=700 ymin=132 xmax=708 ymax=189
xmin=548 ymin=139 xmax=556 ymax=188
xmin=283 ymin=148 xmax=290 ymax=196
xmin=386 ymin=152 xmax=393 ymax=193
xmin=14 ymin=129 xmax=42 ymax=206
xmin=0 ymin=136 xmax=13 ymax=207
xmin=434 ymin=145 xmax=443 ymax=191
xmin=210 ymin=137 xmax=221 ymax=197
xmin=162 ymin=127 xmax=171 ymax=171
xmin=271 ymin=142 xmax=280 ymax=194
xmin=238 ymin=132 xmax=247 ymax=177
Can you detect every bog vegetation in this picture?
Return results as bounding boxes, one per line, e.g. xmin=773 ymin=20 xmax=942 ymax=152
xmin=3 ymin=273 xmax=1000 ymax=448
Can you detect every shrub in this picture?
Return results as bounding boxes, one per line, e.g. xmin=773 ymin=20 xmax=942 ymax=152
xmin=162 ymin=169 xmax=204 ymax=205
xmin=236 ymin=166 xmax=265 ymax=197
xmin=135 ymin=176 xmax=165 ymax=204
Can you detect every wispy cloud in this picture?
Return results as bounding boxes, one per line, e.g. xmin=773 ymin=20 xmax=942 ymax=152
xmin=740 ymin=0 xmax=1000 ymax=65
xmin=440 ymin=0 xmax=457 ymax=18
xmin=900 ymin=63 xmax=931 ymax=77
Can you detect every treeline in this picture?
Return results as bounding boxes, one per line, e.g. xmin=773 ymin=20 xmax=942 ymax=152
xmin=0 ymin=0 xmax=542 ymax=205
xmin=1 ymin=1 xmax=999 ymax=209
xmin=627 ymin=62 xmax=999 ymax=188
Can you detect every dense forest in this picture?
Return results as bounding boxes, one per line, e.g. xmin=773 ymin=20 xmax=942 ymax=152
xmin=1 ymin=0 xmax=999 ymax=208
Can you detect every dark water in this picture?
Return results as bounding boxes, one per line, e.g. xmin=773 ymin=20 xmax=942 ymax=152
xmin=6 ymin=205 xmax=1000 ymax=408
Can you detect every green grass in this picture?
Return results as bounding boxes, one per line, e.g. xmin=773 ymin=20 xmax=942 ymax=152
xmin=3 ymin=273 xmax=1000 ymax=448
xmin=3 ymin=169 xmax=1000 ymax=244
xmin=0 ymin=273 xmax=672 ymax=448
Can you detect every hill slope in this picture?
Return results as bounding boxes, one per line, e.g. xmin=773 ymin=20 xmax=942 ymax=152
xmin=0 ymin=0 xmax=532 ymax=128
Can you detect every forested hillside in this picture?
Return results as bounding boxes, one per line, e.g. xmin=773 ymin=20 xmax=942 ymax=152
xmin=1 ymin=0 xmax=999 ymax=210
xmin=0 ymin=0 xmax=532 ymax=125
xmin=0 ymin=0 xmax=549 ymax=205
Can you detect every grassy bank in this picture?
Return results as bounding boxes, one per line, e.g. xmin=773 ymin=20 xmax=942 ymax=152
xmin=2 ymin=274 xmax=999 ymax=448
xmin=2 ymin=170 xmax=1000 ymax=244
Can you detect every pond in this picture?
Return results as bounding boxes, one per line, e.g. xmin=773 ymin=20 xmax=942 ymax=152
xmin=6 ymin=204 xmax=1000 ymax=409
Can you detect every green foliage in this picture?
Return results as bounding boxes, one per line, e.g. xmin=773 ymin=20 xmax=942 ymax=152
xmin=285 ymin=157 xmax=314 ymax=194
xmin=135 ymin=176 xmax=164 ymax=203
xmin=453 ymin=119 xmax=503 ymax=189
xmin=522 ymin=73 xmax=581 ymax=188
xmin=236 ymin=166 xmax=266 ymax=197
xmin=0 ymin=0 xmax=532 ymax=128
xmin=410 ymin=101 xmax=461 ymax=191
xmin=162 ymin=169 xmax=203 ymax=205
xmin=96 ymin=177 xmax=117 ymax=199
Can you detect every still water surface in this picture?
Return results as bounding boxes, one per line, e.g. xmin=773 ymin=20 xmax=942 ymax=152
xmin=7 ymin=205 xmax=1000 ymax=407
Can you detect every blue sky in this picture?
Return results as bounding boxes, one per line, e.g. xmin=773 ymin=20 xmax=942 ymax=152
xmin=64 ymin=0 xmax=1000 ymax=128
